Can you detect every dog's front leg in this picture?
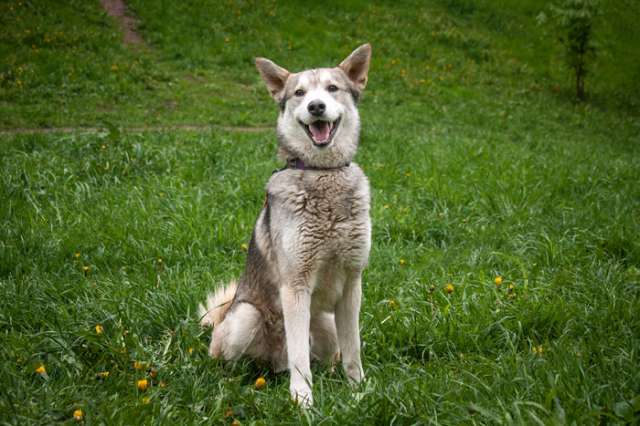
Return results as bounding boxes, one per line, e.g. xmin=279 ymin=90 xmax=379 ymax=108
xmin=336 ymin=270 xmax=364 ymax=383
xmin=281 ymin=283 xmax=313 ymax=407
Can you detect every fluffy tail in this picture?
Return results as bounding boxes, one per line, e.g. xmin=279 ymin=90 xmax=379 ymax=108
xmin=198 ymin=281 xmax=237 ymax=328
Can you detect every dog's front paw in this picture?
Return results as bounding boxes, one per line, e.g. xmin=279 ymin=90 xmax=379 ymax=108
xmin=290 ymin=383 xmax=313 ymax=408
xmin=344 ymin=362 xmax=364 ymax=385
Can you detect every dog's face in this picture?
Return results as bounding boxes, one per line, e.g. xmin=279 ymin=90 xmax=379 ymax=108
xmin=255 ymin=44 xmax=371 ymax=168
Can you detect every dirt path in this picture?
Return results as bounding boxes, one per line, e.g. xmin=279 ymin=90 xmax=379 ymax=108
xmin=0 ymin=125 xmax=272 ymax=136
xmin=100 ymin=0 xmax=145 ymax=46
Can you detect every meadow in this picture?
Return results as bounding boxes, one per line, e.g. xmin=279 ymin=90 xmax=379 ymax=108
xmin=1 ymin=0 xmax=639 ymax=424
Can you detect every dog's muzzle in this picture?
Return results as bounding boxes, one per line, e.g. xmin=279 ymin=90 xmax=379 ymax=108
xmin=299 ymin=117 xmax=341 ymax=148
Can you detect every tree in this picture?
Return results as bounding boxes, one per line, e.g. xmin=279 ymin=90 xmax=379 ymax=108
xmin=538 ymin=0 xmax=601 ymax=101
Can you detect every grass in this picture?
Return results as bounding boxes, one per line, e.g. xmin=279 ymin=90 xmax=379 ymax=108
xmin=1 ymin=0 xmax=640 ymax=424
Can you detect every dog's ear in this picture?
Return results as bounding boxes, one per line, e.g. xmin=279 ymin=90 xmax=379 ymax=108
xmin=339 ymin=43 xmax=371 ymax=92
xmin=255 ymin=57 xmax=290 ymax=101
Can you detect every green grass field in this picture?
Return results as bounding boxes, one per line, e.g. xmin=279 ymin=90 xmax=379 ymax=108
xmin=1 ymin=0 xmax=639 ymax=424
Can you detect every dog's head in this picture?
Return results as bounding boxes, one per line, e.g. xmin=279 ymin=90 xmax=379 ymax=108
xmin=255 ymin=44 xmax=371 ymax=168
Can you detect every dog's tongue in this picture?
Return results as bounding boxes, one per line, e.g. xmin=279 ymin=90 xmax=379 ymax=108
xmin=309 ymin=121 xmax=331 ymax=143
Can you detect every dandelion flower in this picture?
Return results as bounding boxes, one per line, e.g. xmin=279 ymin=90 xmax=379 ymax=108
xmin=532 ymin=345 xmax=544 ymax=355
xmin=240 ymin=243 xmax=248 ymax=251
xmin=96 ymin=371 xmax=109 ymax=379
xmin=133 ymin=361 xmax=145 ymax=370
xmin=231 ymin=420 xmax=241 ymax=426
xmin=388 ymin=299 xmax=398 ymax=309
xmin=142 ymin=396 xmax=151 ymax=405
xmin=399 ymin=258 xmax=406 ymax=266
xmin=137 ymin=378 xmax=149 ymax=391
xmin=255 ymin=376 xmax=266 ymax=390
xmin=73 ymin=409 xmax=83 ymax=421
xmin=187 ymin=347 xmax=194 ymax=355
xmin=35 ymin=365 xmax=46 ymax=375
xmin=95 ymin=324 xmax=104 ymax=335
xmin=444 ymin=283 xmax=455 ymax=294
xmin=74 ymin=252 xmax=81 ymax=259
xmin=82 ymin=266 xmax=90 ymax=276
xmin=494 ymin=276 xmax=503 ymax=286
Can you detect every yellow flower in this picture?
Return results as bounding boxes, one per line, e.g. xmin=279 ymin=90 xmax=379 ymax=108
xmin=133 ymin=361 xmax=146 ymax=370
xmin=231 ymin=420 xmax=241 ymax=426
xmin=142 ymin=396 xmax=151 ymax=404
xmin=494 ymin=276 xmax=503 ymax=286
xmin=96 ymin=371 xmax=109 ymax=379
xmin=240 ymin=243 xmax=248 ymax=251
xmin=74 ymin=251 xmax=81 ymax=259
xmin=82 ymin=265 xmax=90 ymax=276
xmin=35 ymin=365 xmax=46 ymax=375
xmin=95 ymin=324 xmax=104 ymax=335
xmin=137 ymin=378 xmax=149 ymax=391
xmin=532 ymin=345 xmax=544 ymax=355
xmin=157 ymin=258 xmax=163 ymax=264
xmin=388 ymin=299 xmax=398 ymax=309
xmin=399 ymin=258 xmax=406 ymax=266
xmin=383 ymin=204 xmax=390 ymax=209
xmin=73 ymin=409 xmax=83 ymax=421
xmin=444 ymin=283 xmax=455 ymax=294
xmin=187 ymin=347 xmax=193 ymax=355
xmin=255 ymin=376 xmax=266 ymax=390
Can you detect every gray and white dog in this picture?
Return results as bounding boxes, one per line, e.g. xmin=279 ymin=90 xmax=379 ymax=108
xmin=199 ymin=44 xmax=372 ymax=407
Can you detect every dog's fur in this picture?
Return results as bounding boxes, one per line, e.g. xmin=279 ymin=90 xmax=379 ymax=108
xmin=199 ymin=44 xmax=372 ymax=407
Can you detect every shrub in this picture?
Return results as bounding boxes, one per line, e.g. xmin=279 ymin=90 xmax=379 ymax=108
xmin=538 ymin=0 xmax=601 ymax=101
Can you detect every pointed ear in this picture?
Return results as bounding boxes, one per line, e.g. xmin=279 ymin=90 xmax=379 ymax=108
xmin=255 ymin=57 xmax=290 ymax=101
xmin=339 ymin=43 xmax=371 ymax=92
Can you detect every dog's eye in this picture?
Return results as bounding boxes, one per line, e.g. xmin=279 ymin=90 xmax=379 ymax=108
xmin=327 ymin=84 xmax=339 ymax=92
xmin=294 ymin=89 xmax=305 ymax=97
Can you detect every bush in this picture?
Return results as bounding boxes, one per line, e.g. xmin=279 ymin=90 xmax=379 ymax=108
xmin=538 ymin=0 xmax=601 ymax=101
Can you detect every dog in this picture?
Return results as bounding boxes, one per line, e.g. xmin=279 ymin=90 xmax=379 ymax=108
xmin=199 ymin=44 xmax=372 ymax=407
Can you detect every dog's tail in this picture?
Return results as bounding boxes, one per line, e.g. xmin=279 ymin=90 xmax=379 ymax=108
xmin=198 ymin=281 xmax=237 ymax=328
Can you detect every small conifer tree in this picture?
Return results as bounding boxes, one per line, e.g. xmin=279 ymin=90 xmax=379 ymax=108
xmin=538 ymin=0 xmax=601 ymax=100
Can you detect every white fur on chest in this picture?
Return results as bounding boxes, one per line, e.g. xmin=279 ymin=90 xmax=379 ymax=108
xmin=267 ymin=164 xmax=371 ymax=270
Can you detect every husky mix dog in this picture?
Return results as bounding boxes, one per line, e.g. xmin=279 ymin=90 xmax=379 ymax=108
xmin=199 ymin=44 xmax=372 ymax=407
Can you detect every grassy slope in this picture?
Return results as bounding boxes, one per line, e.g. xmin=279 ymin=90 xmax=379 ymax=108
xmin=1 ymin=0 xmax=640 ymax=424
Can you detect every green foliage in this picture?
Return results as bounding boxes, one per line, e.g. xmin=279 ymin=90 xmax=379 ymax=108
xmin=538 ymin=0 xmax=601 ymax=100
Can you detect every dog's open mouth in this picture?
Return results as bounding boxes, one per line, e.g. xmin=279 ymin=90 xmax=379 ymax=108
xmin=299 ymin=117 xmax=341 ymax=147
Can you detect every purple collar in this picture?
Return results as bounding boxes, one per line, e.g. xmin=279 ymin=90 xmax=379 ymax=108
xmin=286 ymin=158 xmax=350 ymax=171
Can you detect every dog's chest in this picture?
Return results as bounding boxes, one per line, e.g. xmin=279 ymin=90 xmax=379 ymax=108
xmin=269 ymin=166 xmax=371 ymax=265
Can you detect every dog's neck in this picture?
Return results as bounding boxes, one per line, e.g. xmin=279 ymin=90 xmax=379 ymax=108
xmin=286 ymin=157 xmax=350 ymax=171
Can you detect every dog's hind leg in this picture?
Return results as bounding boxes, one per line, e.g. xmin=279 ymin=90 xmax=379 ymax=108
xmin=209 ymin=302 xmax=263 ymax=361
xmin=311 ymin=312 xmax=339 ymax=364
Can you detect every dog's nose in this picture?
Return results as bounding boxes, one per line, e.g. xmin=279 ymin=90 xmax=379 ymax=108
xmin=307 ymin=100 xmax=326 ymax=117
